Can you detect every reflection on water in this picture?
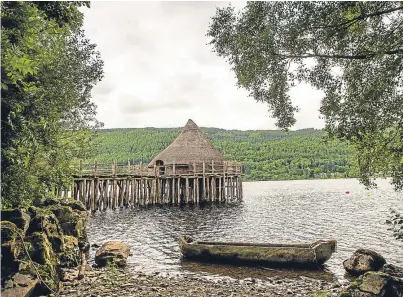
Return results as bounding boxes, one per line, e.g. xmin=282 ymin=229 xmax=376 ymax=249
xmin=87 ymin=179 xmax=403 ymax=282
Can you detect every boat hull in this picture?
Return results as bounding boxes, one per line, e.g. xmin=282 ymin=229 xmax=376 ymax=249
xmin=179 ymin=236 xmax=337 ymax=268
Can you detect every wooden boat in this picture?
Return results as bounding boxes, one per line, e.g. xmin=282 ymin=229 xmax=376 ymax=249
xmin=178 ymin=235 xmax=337 ymax=268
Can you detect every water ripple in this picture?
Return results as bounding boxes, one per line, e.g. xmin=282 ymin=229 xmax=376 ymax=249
xmin=87 ymin=179 xmax=403 ymax=282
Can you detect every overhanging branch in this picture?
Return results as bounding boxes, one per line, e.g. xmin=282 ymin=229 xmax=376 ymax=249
xmin=274 ymin=49 xmax=403 ymax=60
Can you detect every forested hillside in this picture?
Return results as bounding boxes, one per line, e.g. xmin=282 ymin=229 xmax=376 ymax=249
xmin=87 ymin=128 xmax=356 ymax=180
xmin=87 ymin=127 xmax=358 ymax=181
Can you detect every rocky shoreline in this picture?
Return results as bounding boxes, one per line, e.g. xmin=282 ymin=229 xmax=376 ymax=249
xmin=58 ymin=266 xmax=343 ymax=297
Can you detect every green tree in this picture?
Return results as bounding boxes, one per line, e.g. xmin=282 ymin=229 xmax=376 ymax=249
xmin=207 ymin=2 xmax=403 ymax=191
xmin=1 ymin=1 xmax=104 ymax=207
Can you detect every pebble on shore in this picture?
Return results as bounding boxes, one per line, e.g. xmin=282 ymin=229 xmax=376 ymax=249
xmin=58 ymin=266 xmax=343 ymax=297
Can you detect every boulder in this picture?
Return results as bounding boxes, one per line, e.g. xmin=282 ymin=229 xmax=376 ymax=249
xmin=1 ymin=209 xmax=31 ymax=233
xmin=27 ymin=207 xmax=64 ymax=253
xmin=343 ymin=249 xmax=386 ymax=275
xmin=1 ymin=273 xmax=39 ymax=297
xmin=43 ymin=197 xmax=86 ymax=211
xmin=95 ymin=241 xmax=131 ymax=267
xmin=1 ymin=221 xmax=21 ymax=281
xmin=1 ymin=221 xmax=19 ymax=243
xmin=48 ymin=205 xmax=87 ymax=240
xmin=60 ymin=235 xmax=80 ymax=268
xmin=341 ymin=270 xmax=402 ymax=297
xmin=358 ymin=272 xmax=390 ymax=295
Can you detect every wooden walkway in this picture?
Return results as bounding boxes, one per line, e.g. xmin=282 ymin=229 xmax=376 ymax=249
xmin=60 ymin=161 xmax=243 ymax=211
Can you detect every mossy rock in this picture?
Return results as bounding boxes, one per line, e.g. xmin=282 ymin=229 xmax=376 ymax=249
xmin=1 ymin=209 xmax=31 ymax=233
xmin=27 ymin=209 xmax=64 ymax=253
xmin=53 ymin=208 xmax=87 ymax=240
xmin=95 ymin=241 xmax=131 ymax=267
xmin=23 ymin=261 xmax=60 ymax=295
xmin=359 ymin=271 xmax=391 ymax=295
xmin=1 ymin=222 xmax=34 ymax=283
xmin=1 ymin=221 xmax=19 ymax=242
xmin=60 ymin=235 xmax=80 ymax=268
xmin=43 ymin=197 xmax=86 ymax=211
xmin=61 ymin=199 xmax=86 ymax=211
xmin=29 ymin=232 xmax=57 ymax=266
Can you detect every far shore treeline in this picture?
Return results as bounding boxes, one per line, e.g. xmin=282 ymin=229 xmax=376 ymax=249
xmin=87 ymin=127 xmax=358 ymax=182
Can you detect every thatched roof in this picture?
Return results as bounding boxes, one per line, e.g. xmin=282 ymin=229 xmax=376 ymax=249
xmin=148 ymin=119 xmax=224 ymax=166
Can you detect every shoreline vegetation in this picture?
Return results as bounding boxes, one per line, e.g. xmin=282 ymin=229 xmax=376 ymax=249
xmin=88 ymin=127 xmax=359 ymax=182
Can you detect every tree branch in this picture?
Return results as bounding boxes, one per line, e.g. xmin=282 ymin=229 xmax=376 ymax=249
xmin=312 ymin=6 xmax=403 ymax=31
xmin=274 ymin=49 xmax=403 ymax=60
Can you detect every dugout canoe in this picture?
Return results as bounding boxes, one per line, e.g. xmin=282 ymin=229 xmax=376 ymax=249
xmin=179 ymin=235 xmax=337 ymax=267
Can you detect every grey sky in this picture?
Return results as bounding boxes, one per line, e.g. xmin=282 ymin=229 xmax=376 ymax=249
xmin=82 ymin=1 xmax=325 ymax=130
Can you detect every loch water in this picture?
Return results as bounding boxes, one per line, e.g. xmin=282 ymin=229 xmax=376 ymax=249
xmin=87 ymin=179 xmax=403 ymax=283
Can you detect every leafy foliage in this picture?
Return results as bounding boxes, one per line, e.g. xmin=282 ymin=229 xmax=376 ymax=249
xmin=386 ymin=209 xmax=403 ymax=241
xmin=1 ymin=2 xmax=103 ymax=207
xmin=207 ymin=2 xmax=403 ymax=191
xmin=87 ymin=127 xmax=358 ymax=182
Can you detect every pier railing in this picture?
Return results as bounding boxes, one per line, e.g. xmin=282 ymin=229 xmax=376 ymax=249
xmin=72 ymin=160 xmax=243 ymax=178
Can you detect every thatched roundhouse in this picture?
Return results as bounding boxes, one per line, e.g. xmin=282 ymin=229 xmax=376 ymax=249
xmin=148 ymin=119 xmax=225 ymax=174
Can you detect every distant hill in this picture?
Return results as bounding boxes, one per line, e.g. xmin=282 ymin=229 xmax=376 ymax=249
xmin=87 ymin=127 xmax=358 ymax=181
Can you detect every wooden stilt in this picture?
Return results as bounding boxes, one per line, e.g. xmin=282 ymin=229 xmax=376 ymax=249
xmin=185 ymin=178 xmax=189 ymax=204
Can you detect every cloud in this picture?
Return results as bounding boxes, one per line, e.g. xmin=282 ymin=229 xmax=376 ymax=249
xmin=82 ymin=1 xmax=325 ymax=131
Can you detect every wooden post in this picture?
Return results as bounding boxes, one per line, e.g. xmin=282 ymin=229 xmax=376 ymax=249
xmin=218 ymin=177 xmax=222 ymax=203
xmin=103 ymin=180 xmax=108 ymax=211
xmin=212 ymin=178 xmax=215 ymax=202
xmin=230 ymin=176 xmax=233 ymax=202
xmin=163 ymin=179 xmax=168 ymax=204
xmin=196 ymin=177 xmax=200 ymax=204
xmin=83 ymin=179 xmax=87 ymax=207
xmin=153 ymin=178 xmax=157 ymax=204
xmin=223 ymin=162 xmax=226 ymax=202
xmin=91 ymin=178 xmax=96 ymax=212
xmin=113 ymin=178 xmax=117 ymax=210
xmin=185 ymin=178 xmax=189 ymax=204
xmin=177 ymin=177 xmax=180 ymax=204
xmin=172 ymin=177 xmax=175 ymax=204
xmin=241 ymin=178 xmax=243 ymax=199
xmin=144 ymin=179 xmax=147 ymax=206
xmin=202 ymin=161 xmax=205 ymax=202
xmin=108 ymin=179 xmax=113 ymax=209
xmin=77 ymin=181 xmax=81 ymax=202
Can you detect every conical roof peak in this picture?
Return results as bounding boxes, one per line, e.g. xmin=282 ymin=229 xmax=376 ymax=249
xmin=183 ymin=119 xmax=198 ymax=131
xmin=148 ymin=119 xmax=224 ymax=166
